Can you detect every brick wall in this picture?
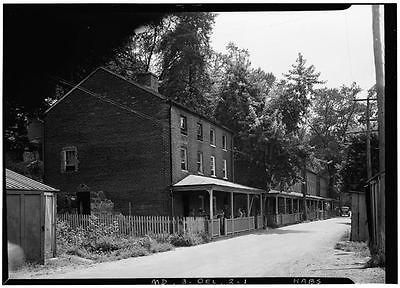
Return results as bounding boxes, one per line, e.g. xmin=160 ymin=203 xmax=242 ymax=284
xmin=44 ymin=68 xmax=172 ymax=215
xmin=170 ymin=105 xmax=234 ymax=184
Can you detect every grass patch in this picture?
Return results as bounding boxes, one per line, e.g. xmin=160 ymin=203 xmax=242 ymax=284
xmin=334 ymin=229 xmax=370 ymax=258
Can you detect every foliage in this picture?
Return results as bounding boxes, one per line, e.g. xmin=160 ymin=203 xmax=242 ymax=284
xmin=56 ymin=218 xmax=174 ymax=262
xmin=281 ymin=53 xmax=324 ymax=133
xmin=157 ymin=12 xmax=216 ymax=118
xmin=308 ymin=83 xmax=367 ymax=196
xmin=338 ymin=133 xmax=379 ymax=193
xmin=168 ymin=232 xmax=210 ymax=247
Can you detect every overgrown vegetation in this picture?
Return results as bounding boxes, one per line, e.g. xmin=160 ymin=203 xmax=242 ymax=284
xmin=56 ymin=216 xmax=210 ymax=263
xmin=56 ymin=216 xmax=174 ymax=262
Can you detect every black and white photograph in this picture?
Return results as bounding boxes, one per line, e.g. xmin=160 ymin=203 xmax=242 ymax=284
xmin=3 ymin=3 xmax=396 ymax=284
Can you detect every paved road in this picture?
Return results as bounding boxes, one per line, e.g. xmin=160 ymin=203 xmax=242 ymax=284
xmin=47 ymin=217 xmax=351 ymax=278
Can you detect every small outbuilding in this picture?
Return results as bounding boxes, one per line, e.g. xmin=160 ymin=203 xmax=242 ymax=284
xmin=6 ymin=169 xmax=58 ymax=264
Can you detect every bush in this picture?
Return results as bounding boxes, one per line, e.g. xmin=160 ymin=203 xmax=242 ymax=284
xmin=168 ymin=232 xmax=208 ymax=247
xmin=56 ymin=219 xmax=174 ymax=262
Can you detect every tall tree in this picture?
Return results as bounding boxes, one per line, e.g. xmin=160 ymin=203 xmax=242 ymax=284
xmin=309 ymin=83 xmax=364 ymax=199
xmin=157 ymin=12 xmax=216 ymax=117
xmin=281 ymin=53 xmax=324 ymax=133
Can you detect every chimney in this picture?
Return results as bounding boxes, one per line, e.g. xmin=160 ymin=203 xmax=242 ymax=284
xmin=136 ymin=72 xmax=159 ymax=92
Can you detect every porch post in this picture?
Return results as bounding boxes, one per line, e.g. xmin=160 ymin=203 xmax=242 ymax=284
xmin=297 ymin=198 xmax=300 ymax=214
xmin=230 ymin=192 xmax=234 ymax=219
xmin=291 ymin=198 xmax=294 ymax=214
xmin=260 ymin=193 xmax=263 ymax=228
xmin=275 ymin=196 xmax=278 ymax=215
xmin=284 ymin=197 xmax=287 ymax=214
xmin=247 ymin=194 xmax=250 ymax=230
xmin=247 ymin=194 xmax=250 ymax=216
xmin=209 ymin=189 xmax=214 ymax=237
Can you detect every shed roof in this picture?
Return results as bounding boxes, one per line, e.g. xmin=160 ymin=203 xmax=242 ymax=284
xmin=173 ymin=175 xmax=265 ymax=194
xmin=6 ymin=169 xmax=59 ymax=192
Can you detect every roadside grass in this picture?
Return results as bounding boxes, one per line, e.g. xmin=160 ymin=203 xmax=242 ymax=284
xmin=9 ymin=218 xmax=210 ymax=278
xmin=334 ymin=229 xmax=370 ymax=258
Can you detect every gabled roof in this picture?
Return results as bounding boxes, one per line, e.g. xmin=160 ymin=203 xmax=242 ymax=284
xmin=6 ymin=169 xmax=59 ymax=192
xmin=173 ymin=174 xmax=265 ymax=195
xmin=44 ymin=67 xmax=233 ymax=133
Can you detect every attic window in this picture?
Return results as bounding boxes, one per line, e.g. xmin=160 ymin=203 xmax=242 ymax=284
xmin=61 ymin=146 xmax=78 ymax=173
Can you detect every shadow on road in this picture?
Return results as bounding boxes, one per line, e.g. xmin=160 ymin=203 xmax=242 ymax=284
xmin=338 ymin=222 xmax=351 ymax=226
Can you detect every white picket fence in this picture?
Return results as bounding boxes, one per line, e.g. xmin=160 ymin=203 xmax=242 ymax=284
xmin=57 ymin=213 xmax=206 ymax=240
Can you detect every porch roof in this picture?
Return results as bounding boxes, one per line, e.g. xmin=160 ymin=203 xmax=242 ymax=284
xmin=172 ymin=175 xmax=265 ymax=195
xmin=266 ymin=189 xmax=336 ymax=201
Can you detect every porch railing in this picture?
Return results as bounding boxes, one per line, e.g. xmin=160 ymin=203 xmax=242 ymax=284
xmin=208 ymin=219 xmax=221 ymax=237
xmin=224 ymin=216 xmax=255 ymax=235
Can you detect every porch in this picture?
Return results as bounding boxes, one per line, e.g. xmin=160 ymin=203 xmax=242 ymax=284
xmin=172 ymin=175 xmax=266 ymax=238
xmin=264 ymin=190 xmax=336 ymax=227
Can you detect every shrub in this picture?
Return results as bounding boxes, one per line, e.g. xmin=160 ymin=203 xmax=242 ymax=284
xmin=168 ymin=232 xmax=207 ymax=247
xmin=56 ymin=218 xmax=175 ymax=262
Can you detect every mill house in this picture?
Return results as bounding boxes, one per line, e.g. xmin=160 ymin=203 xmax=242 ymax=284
xmin=44 ymin=67 xmax=265 ymax=237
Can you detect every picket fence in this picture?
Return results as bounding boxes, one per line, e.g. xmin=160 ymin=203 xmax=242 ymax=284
xmin=57 ymin=213 xmax=207 ymax=239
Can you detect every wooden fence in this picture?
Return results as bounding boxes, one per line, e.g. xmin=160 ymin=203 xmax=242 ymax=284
xmin=57 ymin=214 xmax=206 ymax=240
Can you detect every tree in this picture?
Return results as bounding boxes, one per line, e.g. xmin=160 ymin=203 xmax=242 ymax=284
xmin=281 ymin=53 xmax=324 ymax=133
xmin=309 ymin=83 xmax=364 ymax=199
xmin=157 ymin=12 xmax=216 ymax=118
xmin=339 ymin=133 xmax=379 ymax=193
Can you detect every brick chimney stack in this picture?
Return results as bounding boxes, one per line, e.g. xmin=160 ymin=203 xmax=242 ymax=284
xmin=136 ymin=72 xmax=159 ymax=93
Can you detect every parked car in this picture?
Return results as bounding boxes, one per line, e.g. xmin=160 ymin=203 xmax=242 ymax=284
xmin=340 ymin=206 xmax=351 ymax=217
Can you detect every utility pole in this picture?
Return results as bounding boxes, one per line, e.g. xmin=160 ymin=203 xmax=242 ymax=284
xmin=372 ymin=4 xmax=385 ymax=265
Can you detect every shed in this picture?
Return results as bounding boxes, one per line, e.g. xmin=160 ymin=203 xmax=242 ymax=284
xmin=6 ymin=169 xmax=58 ymax=264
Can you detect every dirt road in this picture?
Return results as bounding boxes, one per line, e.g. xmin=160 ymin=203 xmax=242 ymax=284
xmin=40 ymin=217 xmax=361 ymax=279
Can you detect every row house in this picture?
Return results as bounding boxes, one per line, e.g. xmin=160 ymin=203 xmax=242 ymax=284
xmin=44 ymin=67 xmax=264 ymax=237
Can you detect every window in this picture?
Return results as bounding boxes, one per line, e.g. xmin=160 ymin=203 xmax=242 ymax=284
xmin=210 ymin=129 xmax=216 ymax=147
xmin=180 ymin=147 xmax=188 ymax=171
xmin=210 ymin=156 xmax=216 ymax=177
xmin=61 ymin=146 xmax=78 ymax=172
xmin=197 ymin=151 xmax=204 ymax=174
xmin=222 ymin=135 xmax=227 ymax=150
xmin=197 ymin=123 xmax=203 ymax=141
xmin=223 ymin=159 xmax=228 ymax=179
xmin=180 ymin=115 xmax=187 ymax=135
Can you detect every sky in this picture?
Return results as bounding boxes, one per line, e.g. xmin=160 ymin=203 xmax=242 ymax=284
xmin=210 ymin=5 xmax=375 ymax=97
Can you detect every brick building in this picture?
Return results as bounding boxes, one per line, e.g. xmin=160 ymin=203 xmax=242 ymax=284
xmin=44 ymin=67 xmax=263 ymax=219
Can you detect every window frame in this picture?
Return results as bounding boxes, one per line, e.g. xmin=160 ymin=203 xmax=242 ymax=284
xmin=180 ymin=146 xmax=188 ymax=171
xmin=210 ymin=155 xmax=216 ymax=177
xmin=61 ymin=146 xmax=78 ymax=173
xmin=210 ymin=128 xmax=216 ymax=147
xmin=197 ymin=151 xmax=204 ymax=174
xmin=197 ymin=122 xmax=203 ymax=141
xmin=222 ymin=135 xmax=227 ymax=151
xmin=223 ymin=159 xmax=228 ymax=179
xmin=180 ymin=115 xmax=188 ymax=135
